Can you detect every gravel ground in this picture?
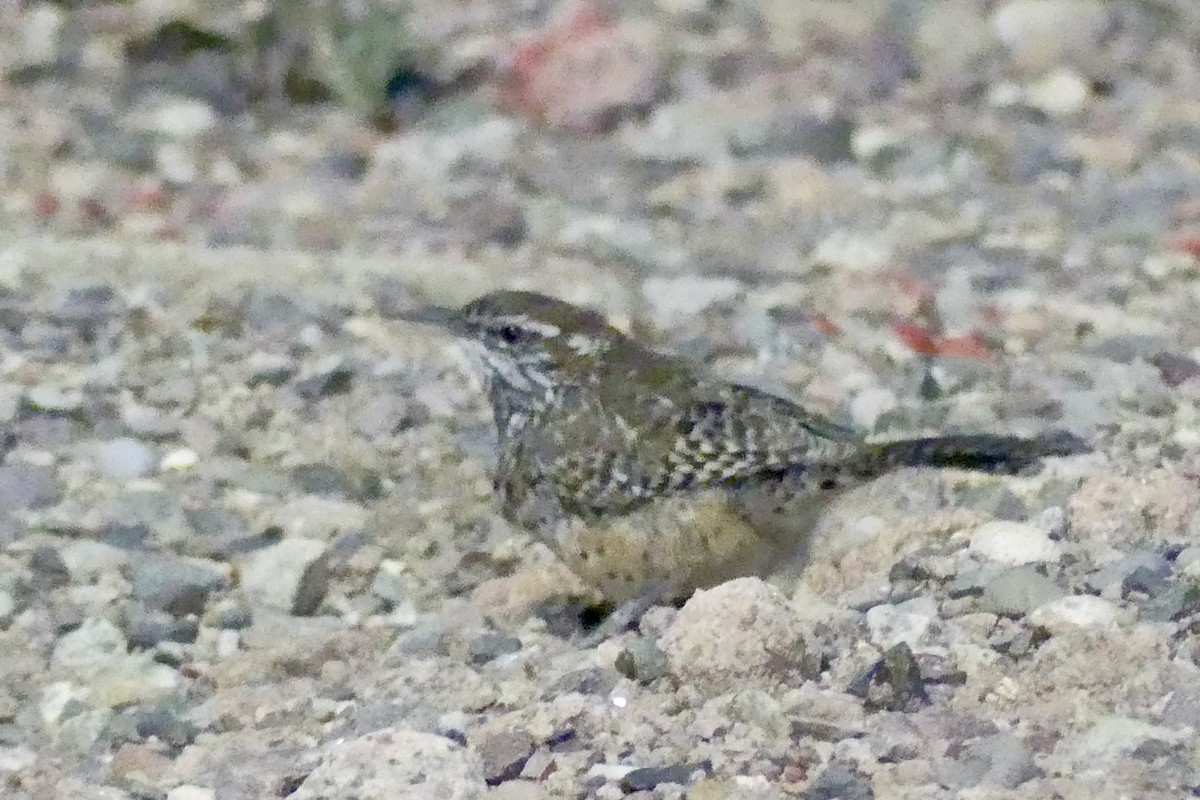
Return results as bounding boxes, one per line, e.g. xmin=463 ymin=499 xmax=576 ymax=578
xmin=3 ymin=1 xmax=1200 ymax=798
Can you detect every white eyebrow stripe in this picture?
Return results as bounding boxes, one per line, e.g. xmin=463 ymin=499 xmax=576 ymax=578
xmin=497 ymin=316 xmax=560 ymax=338
xmin=567 ymin=333 xmax=603 ymax=354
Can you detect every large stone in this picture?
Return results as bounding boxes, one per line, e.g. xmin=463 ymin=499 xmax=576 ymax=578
xmin=661 ymin=578 xmax=813 ymax=696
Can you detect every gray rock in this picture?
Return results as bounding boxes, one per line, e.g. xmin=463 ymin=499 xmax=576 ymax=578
xmin=1088 ymin=551 xmax=1171 ymax=595
xmin=0 ymin=513 xmax=21 ymax=548
xmin=369 ymin=560 xmax=408 ymax=606
xmin=29 ymin=545 xmax=71 ymax=591
xmin=0 ymin=591 xmax=15 ymax=627
xmin=790 ymin=718 xmax=866 ymax=743
xmin=102 ymin=522 xmax=150 ymax=550
xmin=18 ymin=323 xmax=67 ymax=357
xmin=999 ymin=625 xmax=1051 ymax=658
xmin=294 ymin=356 xmax=355 ymax=400
xmin=947 ymin=567 xmax=991 ymax=599
xmin=546 ymin=667 xmax=620 ymax=698
xmin=245 ymin=352 xmax=295 ymax=387
xmin=0 ymin=463 xmax=60 ymax=509
xmin=14 ymin=415 xmax=78 ymax=449
xmin=619 ymin=761 xmax=712 ymax=792
xmin=50 ymin=284 xmax=120 ymax=329
xmin=205 ymin=598 xmax=253 ymax=630
xmin=753 ymin=111 xmax=857 ymax=164
xmin=950 ymin=483 xmax=1026 ymax=521
xmin=474 ymin=727 xmax=535 ymax=786
xmin=291 ymin=463 xmax=353 ymax=497
xmin=941 ymin=732 xmax=1041 ymax=789
xmin=847 ymin=642 xmax=929 ymax=713
xmin=352 ymin=394 xmax=422 ymax=440
xmin=121 ymin=405 xmax=179 ymax=440
xmin=133 ymin=701 xmax=200 ymax=749
xmin=238 ymin=290 xmax=316 ymax=337
xmin=95 ymin=437 xmax=157 ymax=480
xmin=182 ymin=505 xmax=258 ymax=557
xmin=123 ymin=604 xmax=199 ymax=648
xmin=1148 ymin=352 xmax=1200 ymax=388
xmin=802 ymin=760 xmax=874 ymax=800
xmin=128 ymin=555 xmax=228 ymax=617
xmin=980 ymin=566 xmax=1064 ymax=617
xmin=1138 ymin=582 xmax=1200 ymax=623
xmin=467 ymin=631 xmax=522 ymax=665
xmin=614 ymin=638 xmax=669 ymax=684
xmin=239 ymin=538 xmax=329 ymax=616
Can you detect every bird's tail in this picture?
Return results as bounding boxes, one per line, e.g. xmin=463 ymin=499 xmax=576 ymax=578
xmin=849 ymin=430 xmax=1089 ymax=480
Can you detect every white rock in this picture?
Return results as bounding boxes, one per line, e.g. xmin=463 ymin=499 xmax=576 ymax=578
xmin=1175 ymin=545 xmax=1200 ymax=579
xmin=148 ymin=98 xmax=217 ymax=139
xmin=850 ymin=387 xmax=897 ymax=431
xmin=1029 ymin=595 xmax=1123 ymax=632
xmin=0 ymin=590 xmax=13 ymax=625
xmin=20 ymin=5 xmax=64 ymax=67
xmin=160 ymin=448 xmax=199 ymax=471
xmin=865 ymin=596 xmax=940 ymax=652
xmin=167 ymin=786 xmax=217 ymax=800
xmin=968 ymin=520 xmax=1061 ymax=565
xmin=25 ymin=385 xmax=82 ymax=412
xmin=1063 ymin=716 xmax=1192 ymax=764
xmin=991 ymin=0 xmax=1110 ymax=72
xmin=40 ymin=681 xmax=84 ymax=725
xmin=0 ymin=744 xmax=36 ymax=774
xmin=50 ymin=618 xmax=179 ymax=706
xmin=1025 ymin=69 xmax=1091 ymax=117
xmin=292 ymin=727 xmax=485 ymax=800
xmin=52 ymin=618 xmax=126 ymax=671
xmin=642 ymin=276 xmax=743 ymax=323
xmin=812 ymin=230 xmax=893 ymax=273
xmin=59 ymin=540 xmax=129 ymax=581
xmin=95 ymin=437 xmax=157 ymax=480
xmin=156 ymin=142 xmax=198 ymax=184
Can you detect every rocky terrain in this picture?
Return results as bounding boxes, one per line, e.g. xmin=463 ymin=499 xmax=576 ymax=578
xmin=1 ymin=1 xmax=1199 ymax=798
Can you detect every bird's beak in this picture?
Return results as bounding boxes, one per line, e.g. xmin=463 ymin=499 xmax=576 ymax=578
xmin=395 ymin=304 xmax=468 ymax=336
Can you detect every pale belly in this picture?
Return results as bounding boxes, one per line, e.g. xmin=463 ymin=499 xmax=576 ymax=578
xmin=549 ymin=486 xmax=826 ymax=604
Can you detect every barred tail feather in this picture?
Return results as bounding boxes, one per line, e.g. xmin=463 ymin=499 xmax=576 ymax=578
xmin=857 ymin=430 xmax=1089 ymax=479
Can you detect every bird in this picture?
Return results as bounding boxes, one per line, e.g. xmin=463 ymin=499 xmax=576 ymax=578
xmin=401 ymin=290 xmax=1088 ymax=611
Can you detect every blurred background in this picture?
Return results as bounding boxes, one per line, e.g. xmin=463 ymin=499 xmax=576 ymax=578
xmin=4 ymin=7 xmax=1200 ymax=797
xmin=2 ymin=0 xmax=1198 ymax=272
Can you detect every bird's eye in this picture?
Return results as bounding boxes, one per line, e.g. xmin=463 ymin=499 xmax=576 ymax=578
xmin=498 ymin=325 xmax=527 ymax=344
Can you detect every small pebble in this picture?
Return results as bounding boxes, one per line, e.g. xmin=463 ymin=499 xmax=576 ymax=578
xmin=239 ymin=538 xmax=329 ymax=616
xmin=968 ymin=520 xmax=1062 ymax=566
xmin=25 ymin=385 xmax=83 ymax=413
xmin=981 ymin=566 xmax=1064 ymax=617
xmin=1029 ymin=595 xmax=1124 ymax=632
xmin=95 ymin=437 xmax=157 ymax=480
xmin=614 ymin=637 xmax=670 ymax=684
xmin=474 ymin=727 xmax=535 ymax=785
xmin=619 ymin=761 xmax=711 ymax=792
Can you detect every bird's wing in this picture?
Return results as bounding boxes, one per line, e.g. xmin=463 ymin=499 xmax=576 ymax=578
xmin=537 ymin=376 xmax=863 ymax=515
xmin=652 ymin=382 xmax=864 ymax=491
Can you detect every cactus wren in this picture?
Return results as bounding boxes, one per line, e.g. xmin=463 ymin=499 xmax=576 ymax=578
xmin=404 ymin=291 xmax=1088 ymax=607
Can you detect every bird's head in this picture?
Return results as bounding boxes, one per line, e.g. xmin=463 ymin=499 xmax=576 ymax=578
xmin=403 ymin=290 xmax=623 ymax=406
